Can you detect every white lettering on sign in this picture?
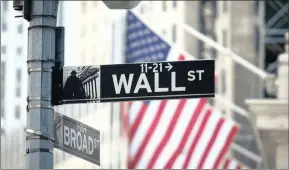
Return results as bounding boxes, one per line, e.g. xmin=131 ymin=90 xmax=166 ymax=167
xmin=154 ymin=73 xmax=168 ymax=92
xmin=64 ymin=126 xmax=70 ymax=146
xmin=70 ymin=128 xmax=76 ymax=148
xmin=112 ymin=72 xmax=187 ymax=94
xmin=112 ymin=74 xmax=134 ymax=94
xmin=63 ymin=125 xmax=99 ymax=155
xmin=171 ymin=72 xmax=186 ymax=91
xmin=134 ymin=73 xmax=152 ymax=93
xmin=187 ymin=70 xmax=205 ymax=81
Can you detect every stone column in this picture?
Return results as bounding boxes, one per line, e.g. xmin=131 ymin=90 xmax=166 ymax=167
xmin=275 ymin=32 xmax=289 ymax=169
xmin=276 ymin=32 xmax=288 ymax=99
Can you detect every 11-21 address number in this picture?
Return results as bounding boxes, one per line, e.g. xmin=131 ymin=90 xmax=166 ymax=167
xmin=140 ymin=63 xmax=166 ymax=73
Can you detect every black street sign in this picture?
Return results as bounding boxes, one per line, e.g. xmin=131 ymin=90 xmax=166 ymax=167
xmin=54 ymin=112 xmax=100 ymax=165
xmin=52 ymin=60 xmax=214 ymax=105
xmin=100 ymin=60 xmax=215 ymax=102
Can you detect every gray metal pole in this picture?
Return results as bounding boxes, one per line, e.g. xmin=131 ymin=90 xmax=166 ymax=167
xmin=26 ymin=0 xmax=58 ymax=168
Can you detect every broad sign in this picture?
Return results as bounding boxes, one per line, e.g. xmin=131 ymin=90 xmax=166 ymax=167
xmin=100 ymin=60 xmax=215 ymax=102
xmin=54 ymin=112 xmax=100 ymax=165
xmin=52 ymin=60 xmax=215 ymax=105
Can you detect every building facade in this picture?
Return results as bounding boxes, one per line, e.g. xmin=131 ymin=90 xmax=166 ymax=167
xmin=1 ymin=1 xmax=28 ymax=135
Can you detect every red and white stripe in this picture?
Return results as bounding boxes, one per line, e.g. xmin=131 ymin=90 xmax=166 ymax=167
xmin=126 ymin=97 xmax=239 ymax=169
xmin=121 ymin=47 xmax=239 ymax=169
xmin=222 ymin=158 xmax=243 ymax=169
xmin=120 ymin=101 xmax=131 ymax=138
xmin=165 ymin=106 xmax=239 ymax=169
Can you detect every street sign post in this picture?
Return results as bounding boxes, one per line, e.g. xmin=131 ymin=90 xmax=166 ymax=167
xmin=54 ymin=112 xmax=100 ymax=165
xmin=52 ymin=60 xmax=215 ymax=105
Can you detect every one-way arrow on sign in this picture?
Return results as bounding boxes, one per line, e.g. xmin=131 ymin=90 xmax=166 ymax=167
xmin=165 ymin=63 xmax=173 ymax=71
xmin=100 ymin=60 xmax=215 ymax=102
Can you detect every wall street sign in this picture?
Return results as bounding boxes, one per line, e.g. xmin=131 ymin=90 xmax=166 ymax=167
xmin=99 ymin=60 xmax=215 ymax=102
xmin=52 ymin=60 xmax=215 ymax=105
xmin=54 ymin=112 xmax=100 ymax=165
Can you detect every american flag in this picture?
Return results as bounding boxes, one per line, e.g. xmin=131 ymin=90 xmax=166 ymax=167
xmin=122 ymin=10 xmax=239 ymax=169
xmin=222 ymin=157 xmax=244 ymax=169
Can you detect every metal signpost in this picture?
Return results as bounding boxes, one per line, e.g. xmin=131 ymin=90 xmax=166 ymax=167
xmin=52 ymin=60 xmax=215 ymax=104
xmin=54 ymin=112 xmax=100 ymax=165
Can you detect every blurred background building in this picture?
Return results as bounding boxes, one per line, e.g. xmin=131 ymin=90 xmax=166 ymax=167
xmin=1 ymin=0 xmax=288 ymax=169
xmin=1 ymin=0 xmax=28 ymax=135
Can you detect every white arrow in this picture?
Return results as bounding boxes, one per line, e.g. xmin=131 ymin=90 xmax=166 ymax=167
xmin=165 ymin=63 xmax=173 ymax=71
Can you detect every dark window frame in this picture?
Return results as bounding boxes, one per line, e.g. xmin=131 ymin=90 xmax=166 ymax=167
xmin=17 ymin=24 xmax=23 ymax=34
xmin=1 ymin=107 xmax=4 ymax=118
xmin=16 ymin=87 xmax=21 ymax=97
xmin=162 ymin=1 xmax=167 ymax=11
xmin=173 ymin=0 xmax=177 ymax=8
xmin=1 ymin=45 xmax=6 ymax=54
xmin=2 ymin=22 xmax=7 ymax=32
xmin=16 ymin=69 xmax=22 ymax=82
xmin=17 ymin=47 xmax=22 ymax=55
xmin=172 ymin=24 xmax=177 ymax=42
xmin=223 ymin=1 xmax=228 ymax=13
xmin=1 ymin=62 xmax=6 ymax=99
xmin=2 ymin=1 xmax=8 ymax=12
xmin=15 ymin=105 xmax=21 ymax=119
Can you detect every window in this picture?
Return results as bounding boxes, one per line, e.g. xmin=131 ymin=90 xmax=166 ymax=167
xmin=1 ymin=23 xmax=7 ymax=32
xmin=173 ymin=0 xmax=177 ymax=8
xmin=16 ymin=69 xmax=22 ymax=82
xmin=1 ymin=107 xmax=4 ymax=118
xmin=223 ymin=1 xmax=228 ymax=13
xmin=15 ymin=105 xmax=21 ymax=119
xmin=222 ymin=29 xmax=228 ymax=47
xmin=172 ymin=24 xmax=177 ymax=42
xmin=1 ymin=62 xmax=5 ymax=99
xmin=16 ymin=87 xmax=21 ymax=97
xmin=17 ymin=47 xmax=22 ymax=55
xmin=17 ymin=24 xmax=23 ymax=34
xmin=1 ymin=45 xmax=6 ymax=54
xmin=162 ymin=2 xmax=167 ymax=11
xmin=81 ymin=2 xmax=86 ymax=13
xmin=2 ymin=1 xmax=8 ymax=12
